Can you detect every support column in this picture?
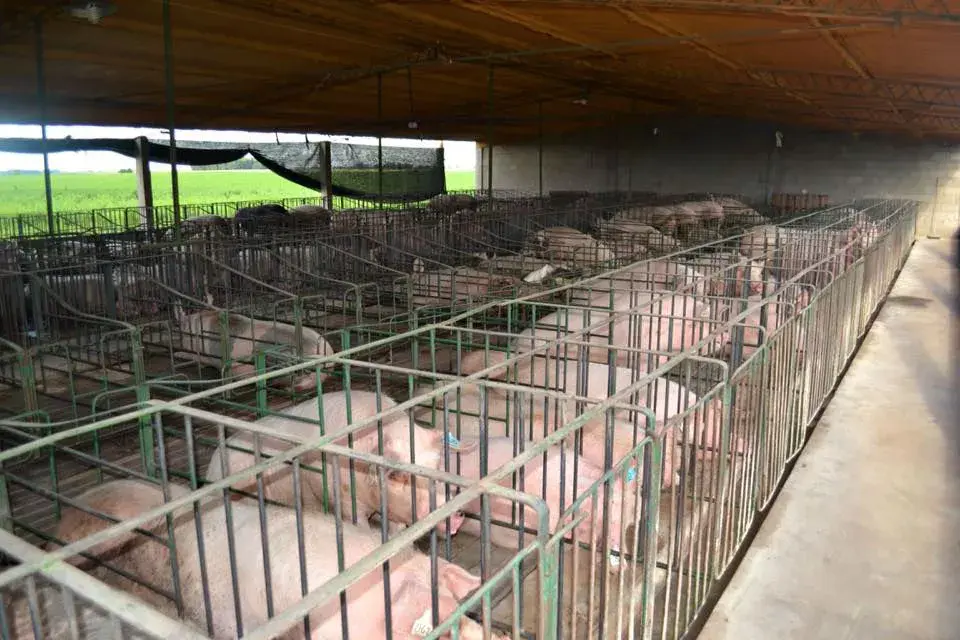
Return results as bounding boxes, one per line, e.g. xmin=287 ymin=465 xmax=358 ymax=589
xmin=537 ymin=101 xmax=544 ymax=198
xmin=486 ymin=65 xmax=494 ymax=210
xmin=377 ymin=73 xmax=383 ymax=207
xmin=322 ymin=140 xmax=334 ymax=210
xmin=35 ymin=18 xmax=54 ymax=236
xmin=162 ymin=0 xmax=181 ymax=229
xmin=135 ymin=136 xmax=154 ymax=230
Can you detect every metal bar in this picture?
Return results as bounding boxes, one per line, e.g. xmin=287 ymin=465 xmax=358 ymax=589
xmin=0 ymin=529 xmax=208 ymax=639
xmin=162 ymin=0 xmax=181 ymax=228
xmin=34 ymin=17 xmax=54 ymax=236
xmin=134 ymin=136 xmax=155 ymax=232
xmin=322 ymin=140 xmax=334 ymax=210
xmin=487 ymin=64 xmax=495 ymax=209
xmin=538 ymin=100 xmax=544 ymax=198
xmin=378 ymin=72 xmax=384 ymax=206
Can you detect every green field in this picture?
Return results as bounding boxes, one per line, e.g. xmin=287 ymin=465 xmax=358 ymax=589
xmin=0 ymin=169 xmax=477 ymax=216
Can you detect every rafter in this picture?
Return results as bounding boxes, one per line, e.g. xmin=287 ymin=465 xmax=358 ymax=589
xmin=614 ymin=7 xmax=837 ymax=118
xmin=452 ymin=1 xmax=620 ymax=59
xmin=809 ymin=16 xmax=911 ymax=129
xmin=408 ymin=0 xmax=960 ymax=26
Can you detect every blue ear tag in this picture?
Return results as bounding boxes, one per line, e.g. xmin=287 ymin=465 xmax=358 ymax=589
xmin=445 ymin=432 xmax=461 ymax=450
xmin=625 ymin=467 xmax=638 ymax=484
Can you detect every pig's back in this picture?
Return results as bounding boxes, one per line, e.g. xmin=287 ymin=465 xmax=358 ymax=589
xmin=193 ymin=504 xmax=404 ymax=640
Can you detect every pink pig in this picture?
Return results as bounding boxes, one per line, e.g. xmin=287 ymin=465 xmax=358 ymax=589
xmin=206 ymin=390 xmax=468 ymax=536
xmin=449 ymin=438 xmax=635 ymax=572
xmin=49 ymin=479 xmax=504 ymax=640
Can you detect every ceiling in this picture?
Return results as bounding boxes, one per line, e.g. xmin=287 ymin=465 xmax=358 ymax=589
xmin=3 ymin=0 xmax=960 ymax=143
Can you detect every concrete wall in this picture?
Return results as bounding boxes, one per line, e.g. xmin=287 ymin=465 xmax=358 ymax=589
xmin=477 ymin=116 xmax=960 ymax=237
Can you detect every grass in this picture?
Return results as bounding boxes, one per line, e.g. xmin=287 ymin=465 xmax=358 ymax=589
xmin=0 ymin=169 xmax=477 ymax=216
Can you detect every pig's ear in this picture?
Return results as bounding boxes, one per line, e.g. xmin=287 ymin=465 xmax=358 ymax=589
xmin=437 ymin=561 xmax=482 ymax=601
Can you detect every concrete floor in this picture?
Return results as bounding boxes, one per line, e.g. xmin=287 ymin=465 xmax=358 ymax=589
xmin=700 ymin=239 xmax=960 ymax=640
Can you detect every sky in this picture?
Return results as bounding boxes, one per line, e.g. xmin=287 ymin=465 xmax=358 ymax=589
xmin=0 ymin=124 xmax=477 ymax=173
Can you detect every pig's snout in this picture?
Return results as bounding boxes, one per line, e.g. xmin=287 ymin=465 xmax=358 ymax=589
xmin=440 ymin=510 xmax=465 ymax=536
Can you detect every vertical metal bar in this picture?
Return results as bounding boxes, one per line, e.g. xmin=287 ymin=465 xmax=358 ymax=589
xmin=135 ymin=136 xmax=155 ymax=232
xmin=322 ymin=140 xmax=334 ymax=210
xmin=377 ymin=73 xmax=384 ymax=207
xmin=34 ymin=18 xmax=54 ymax=235
xmin=628 ymin=99 xmax=636 ymax=195
xmin=486 ymin=64 xmax=494 ymax=211
xmin=162 ymin=0 xmax=181 ymax=228
xmin=537 ymin=100 xmax=544 ymax=198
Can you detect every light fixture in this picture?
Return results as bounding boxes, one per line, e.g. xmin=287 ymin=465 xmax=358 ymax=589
xmin=408 ymin=121 xmax=419 ymax=130
xmin=572 ymin=97 xmax=589 ymax=106
xmin=66 ymin=1 xmax=117 ymax=25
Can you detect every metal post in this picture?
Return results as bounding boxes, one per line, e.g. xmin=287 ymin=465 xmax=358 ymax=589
xmin=162 ymin=0 xmax=181 ymax=228
xmin=322 ymin=141 xmax=334 ymax=210
xmin=34 ymin=18 xmax=54 ymax=236
xmin=377 ymin=73 xmax=383 ymax=207
xmin=135 ymin=136 xmax=155 ymax=231
xmin=486 ymin=64 xmax=494 ymax=210
xmin=627 ymin=99 xmax=635 ymax=195
xmin=537 ymin=100 xmax=544 ymax=198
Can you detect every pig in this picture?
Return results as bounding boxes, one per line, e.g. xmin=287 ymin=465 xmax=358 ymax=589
xmin=716 ymin=197 xmax=767 ymax=226
xmin=173 ymin=306 xmax=335 ymax=392
xmin=409 ymin=257 xmax=518 ymax=307
xmin=477 ymin=253 xmax=555 ymax=280
xmin=568 ymin=260 xmax=706 ymax=303
xmin=740 ymin=223 xmax=863 ymax=287
xmin=205 ymin=390 xmax=469 ymax=536
xmin=427 ymin=193 xmax=479 ymax=215
xmin=235 ymin=203 xmax=289 ymax=234
xmin=288 ymin=205 xmax=333 ymax=228
xmin=416 ymin=358 xmax=737 ymax=484
xmin=595 ymin=219 xmax=678 ymax=255
xmin=677 ymin=200 xmax=724 ymax=222
xmin=508 ymin=289 xmax=717 ymax=370
xmin=450 ymin=438 xmax=634 ymax=570
xmin=179 ymin=215 xmax=231 ymax=238
xmin=524 ymin=227 xmax=617 ymax=267
xmin=679 ymin=252 xmax=766 ymax=296
xmin=612 ymin=205 xmax=680 ymax=234
xmin=45 ymin=479 xmax=193 ymax=618
xmin=723 ymin=284 xmax=811 ymax=360
xmin=48 ymin=480 xmax=501 ymax=640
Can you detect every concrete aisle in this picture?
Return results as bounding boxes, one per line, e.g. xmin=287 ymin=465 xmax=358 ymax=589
xmin=700 ymin=240 xmax=960 ymax=640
